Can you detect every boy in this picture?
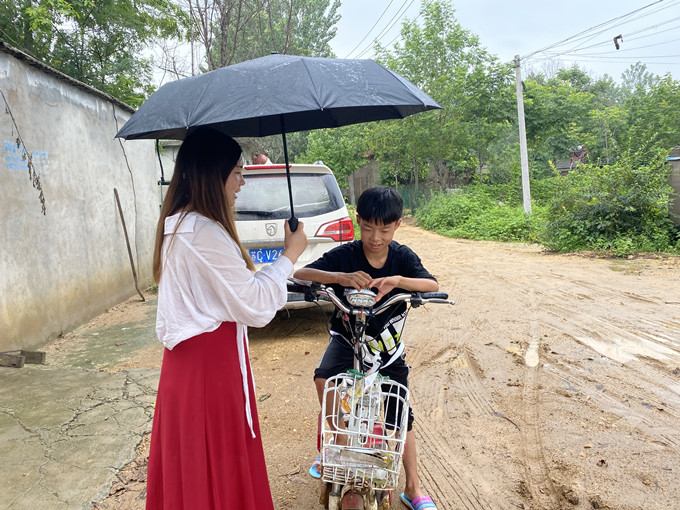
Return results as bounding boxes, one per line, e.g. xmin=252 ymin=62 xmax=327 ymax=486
xmin=293 ymin=186 xmax=439 ymax=510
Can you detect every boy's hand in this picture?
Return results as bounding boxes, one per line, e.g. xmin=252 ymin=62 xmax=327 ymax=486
xmin=369 ymin=276 xmax=400 ymax=302
xmin=336 ymin=271 xmax=372 ymax=291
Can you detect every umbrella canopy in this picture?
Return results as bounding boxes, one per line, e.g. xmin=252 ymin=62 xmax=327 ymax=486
xmin=115 ymin=53 xmax=441 ymax=141
xmin=116 ymin=54 xmax=441 ymax=230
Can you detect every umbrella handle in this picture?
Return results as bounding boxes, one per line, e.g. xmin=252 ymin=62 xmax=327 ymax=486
xmin=288 ymin=216 xmax=299 ymax=232
xmin=280 ymin=118 xmax=298 ymax=233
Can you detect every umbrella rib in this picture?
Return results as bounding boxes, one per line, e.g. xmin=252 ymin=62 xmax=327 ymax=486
xmin=299 ymin=59 xmax=325 ymax=111
xmin=187 ymin=73 xmax=216 ymax=132
xmin=384 ymin=68 xmax=430 ymax=111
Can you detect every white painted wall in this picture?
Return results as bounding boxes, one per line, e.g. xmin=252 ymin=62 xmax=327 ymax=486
xmin=1 ymin=44 xmax=158 ymax=351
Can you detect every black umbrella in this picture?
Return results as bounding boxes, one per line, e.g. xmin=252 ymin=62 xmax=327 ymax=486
xmin=115 ymin=53 xmax=441 ymax=230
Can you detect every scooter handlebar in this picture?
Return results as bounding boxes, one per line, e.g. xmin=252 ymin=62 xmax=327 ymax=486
xmin=287 ymin=279 xmax=454 ymax=311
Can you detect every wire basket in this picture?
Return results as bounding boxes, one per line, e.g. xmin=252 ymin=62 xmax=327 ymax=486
xmin=320 ymin=371 xmax=409 ymax=490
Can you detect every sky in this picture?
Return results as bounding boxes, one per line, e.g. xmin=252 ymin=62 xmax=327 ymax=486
xmin=329 ymin=0 xmax=680 ymax=82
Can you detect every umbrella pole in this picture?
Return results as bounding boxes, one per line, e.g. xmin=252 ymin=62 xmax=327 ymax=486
xmin=280 ymin=116 xmax=298 ymax=232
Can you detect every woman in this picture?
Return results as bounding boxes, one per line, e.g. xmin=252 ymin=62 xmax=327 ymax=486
xmin=146 ymin=127 xmax=307 ymax=509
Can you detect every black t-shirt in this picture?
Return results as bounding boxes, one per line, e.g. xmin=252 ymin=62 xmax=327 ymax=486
xmin=305 ymin=240 xmax=436 ymax=346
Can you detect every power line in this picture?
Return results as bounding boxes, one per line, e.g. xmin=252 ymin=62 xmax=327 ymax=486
xmin=353 ymin=0 xmax=415 ymax=58
xmin=565 ymin=12 xmax=680 ymax=54
xmin=534 ymin=56 xmax=680 ymax=66
xmin=553 ymin=53 xmax=680 ymax=59
xmin=568 ymin=37 xmax=680 ymax=57
xmin=530 ymin=0 xmax=680 ymax=58
xmin=521 ymin=0 xmax=667 ymax=60
xmin=378 ymin=1 xmax=436 ymax=52
xmin=534 ymin=0 xmax=672 ymax=58
xmin=343 ymin=0 xmax=395 ymax=59
xmin=619 ymin=12 xmax=680 ymax=38
xmin=352 ymin=0 xmax=417 ymax=59
xmin=624 ymin=21 xmax=680 ymax=41
xmin=519 ymin=0 xmax=680 ymax=78
xmin=546 ymin=21 xmax=680 ymax=55
xmin=359 ymin=0 xmax=449 ymax=60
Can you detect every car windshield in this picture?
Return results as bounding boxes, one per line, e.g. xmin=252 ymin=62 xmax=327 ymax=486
xmin=236 ymin=173 xmax=344 ymax=220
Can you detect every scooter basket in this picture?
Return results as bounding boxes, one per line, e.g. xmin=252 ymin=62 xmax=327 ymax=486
xmin=320 ymin=371 xmax=409 ymax=490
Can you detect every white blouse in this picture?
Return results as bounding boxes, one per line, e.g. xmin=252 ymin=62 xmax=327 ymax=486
xmin=156 ymin=211 xmax=293 ymax=437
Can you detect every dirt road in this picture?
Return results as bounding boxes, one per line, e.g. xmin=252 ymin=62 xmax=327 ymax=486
xmin=99 ymin=222 xmax=680 ymax=510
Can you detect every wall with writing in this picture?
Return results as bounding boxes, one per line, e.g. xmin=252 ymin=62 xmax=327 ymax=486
xmin=0 ymin=43 xmax=158 ymax=351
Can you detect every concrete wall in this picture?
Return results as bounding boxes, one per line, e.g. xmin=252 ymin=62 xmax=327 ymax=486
xmin=0 ymin=43 xmax=158 ymax=351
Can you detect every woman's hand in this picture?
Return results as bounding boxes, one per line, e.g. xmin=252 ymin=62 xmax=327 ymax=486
xmin=282 ymin=220 xmax=307 ymax=264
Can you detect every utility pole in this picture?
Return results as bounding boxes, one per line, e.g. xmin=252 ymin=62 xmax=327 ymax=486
xmin=514 ymin=55 xmax=532 ymax=214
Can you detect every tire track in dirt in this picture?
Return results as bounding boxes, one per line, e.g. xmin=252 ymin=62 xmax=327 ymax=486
xmin=540 ymin=346 xmax=680 ymax=452
xmin=479 ymin=266 xmax=680 ymax=398
xmin=408 ymin=311 xmax=517 ymax=510
xmin=521 ymin=365 xmax=563 ymax=510
xmin=547 ymin=365 xmax=680 ymax=456
xmin=441 ymin=250 xmax=680 ymax=509
xmin=432 ymin=266 xmax=564 ymax=508
xmin=511 ymin=275 xmax=680 ymax=506
xmin=536 ymin=298 xmax=680 ymax=407
xmin=409 ymin=340 xmax=496 ymax=509
xmin=492 ymin=269 xmax=680 ymax=461
xmin=394 ymin=225 xmax=680 ymax=509
xmin=397 ymin=232 xmax=507 ymax=509
xmin=409 ymin=244 xmax=565 ymax=509
xmin=517 ymin=289 xmax=563 ymax=510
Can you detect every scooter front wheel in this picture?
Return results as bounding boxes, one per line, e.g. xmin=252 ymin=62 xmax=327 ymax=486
xmin=341 ymin=491 xmax=365 ymax=509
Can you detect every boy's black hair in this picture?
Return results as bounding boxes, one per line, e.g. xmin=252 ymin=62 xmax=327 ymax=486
xmin=356 ymin=186 xmax=403 ymax=225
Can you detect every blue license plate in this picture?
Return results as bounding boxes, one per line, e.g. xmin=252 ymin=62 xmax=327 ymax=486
xmin=249 ymin=247 xmax=284 ymax=264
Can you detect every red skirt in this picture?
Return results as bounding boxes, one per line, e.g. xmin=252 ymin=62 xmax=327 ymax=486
xmin=146 ymin=322 xmax=274 ymax=510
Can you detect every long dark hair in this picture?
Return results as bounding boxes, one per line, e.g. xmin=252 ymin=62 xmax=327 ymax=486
xmin=153 ymin=127 xmax=254 ymax=282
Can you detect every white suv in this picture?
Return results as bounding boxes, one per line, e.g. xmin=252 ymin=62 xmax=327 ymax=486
xmin=235 ymin=162 xmax=354 ymax=308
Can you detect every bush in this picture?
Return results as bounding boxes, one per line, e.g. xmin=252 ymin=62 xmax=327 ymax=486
xmin=540 ymin=146 xmax=677 ymax=254
xmin=449 ymin=205 xmax=546 ymax=242
xmin=415 ymin=190 xmax=496 ymax=232
xmin=414 ymin=145 xmax=679 ymax=256
xmin=416 ymin=188 xmax=544 ymax=243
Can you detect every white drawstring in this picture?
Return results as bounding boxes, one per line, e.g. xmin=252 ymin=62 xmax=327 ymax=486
xmin=236 ymin=324 xmax=256 ymax=438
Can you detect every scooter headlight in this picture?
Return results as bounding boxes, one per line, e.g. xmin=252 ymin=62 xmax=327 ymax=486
xmin=345 ymin=289 xmax=377 ymax=308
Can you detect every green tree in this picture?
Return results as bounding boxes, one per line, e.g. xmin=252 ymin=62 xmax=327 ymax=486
xmin=542 ymin=146 xmax=676 ymax=254
xmin=588 ymin=75 xmax=625 ymax=165
xmin=620 ymin=74 xmax=680 ymax=154
xmin=370 ymin=0 xmax=513 ymax=186
xmin=296 ymin=124 xmax=367 ymax=188
xmin=516 ymin=63 xmax=678 ymax=173
xmin=0 ymin=0 xmax=185 ymax=106
xmin=521 ymin=66 xmax=595 ymax=175
xmin=620 ymin=62 xmax=659 ymax=97
xmin=257 ymin=0 xmax=340 ymax=57
xmin=186 ymin=0 xmax=339 ymax=71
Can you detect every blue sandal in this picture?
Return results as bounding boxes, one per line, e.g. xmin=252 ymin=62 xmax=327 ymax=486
xmin=309 ymin=456 xmax=322 ymax=479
